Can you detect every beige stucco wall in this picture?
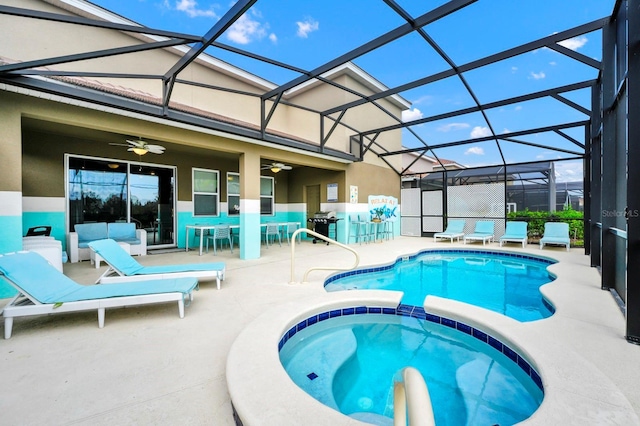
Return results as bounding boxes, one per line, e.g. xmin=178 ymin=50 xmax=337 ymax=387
xmin=7 ymin=91 xmax=366 ymax=203
xmin=0 ymin=0 xmax=406 ymax=165
xmin=0 ymin=97 xmax=22 ymax=191
xmin=2 ymin=1 xmax=404 ymax=205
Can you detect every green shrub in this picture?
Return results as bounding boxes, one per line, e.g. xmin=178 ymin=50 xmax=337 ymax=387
xmin=507 ymin=206 xmax=584 ymax=240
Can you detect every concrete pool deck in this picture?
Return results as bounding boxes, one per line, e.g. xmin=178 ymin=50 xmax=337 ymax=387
xmin=1 ymin=237 xmax=639 ymax=425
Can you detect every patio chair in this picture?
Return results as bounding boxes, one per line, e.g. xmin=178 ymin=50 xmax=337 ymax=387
xmin=499 ymin=221 xmax=529 ymax=248
xmin=282 ymin=222 xmax=301 ymax=245
xmin=88 ymin=239 xmax=225 ymax=289
xmin=0 ymin=251 xmax=198 ymax=339
xmin=464 ymin=220 xmax=495 ymax=245
xmin=206 ymin=224 xmax=233 ymax=255
xmin=540 ymin=222 xmax=570 ymax=251
xmin=433 ymin=219 xmax=466 ymax=243
xmin=262 ymin=223 xmax=281 ymax=248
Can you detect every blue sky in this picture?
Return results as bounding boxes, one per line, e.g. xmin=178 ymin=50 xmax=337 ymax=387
xmin=89 ymin=0 xmax=615 ymax=181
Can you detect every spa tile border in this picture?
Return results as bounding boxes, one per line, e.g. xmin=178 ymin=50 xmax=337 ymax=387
xmin=278 ymin=304 xmax=544 ymax=393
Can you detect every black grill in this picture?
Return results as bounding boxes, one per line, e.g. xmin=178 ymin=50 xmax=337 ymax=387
xmin=308 ymin=214 xmax=340 ymax=244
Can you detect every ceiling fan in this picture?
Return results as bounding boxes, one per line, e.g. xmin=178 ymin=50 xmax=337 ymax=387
xmin=261 ymin=162 xmax=292 ymax=173
xmin=110 ymin=138 xmax=165 ymax=155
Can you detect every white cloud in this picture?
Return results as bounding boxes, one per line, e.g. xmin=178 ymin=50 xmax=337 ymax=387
xmin=470 ymin=126 xmax=491 ymax=138
xmin=558 ymin=36 xmax=588 ymax=51
xmin=530 ymin=71 xmax=546 ymax=80
xmin=227 ymin=12 xmax=268 ymax=44
xmin=402 ymin=108 xmax=423 ymax=122
xmin=549 ymin=61 xmax=557 ymax=66
xmin=411 ymin=94 xmax=434 ymax=106
xmin=514 ymin=105 xmax=522 ymax=111
xmin=269 ymin=33 xmax=277 ymax=43
xmin=296 ymin=18 xmax=319 ymax=38
xmin=465 ymin=146 xmax=485 ymax=155
xmin=555 ymin=161 xmax=583 ymax=182
xmin=437 ymin=122 xmax=469 ymax=132
xmin=172 ymin=0 xmax=217 ymax=18
xmin=511 ymin=66 xmax=518 ymax=73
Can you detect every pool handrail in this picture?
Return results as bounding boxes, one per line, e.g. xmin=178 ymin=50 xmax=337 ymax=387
xmin=289 ymin=228 xmax=360 ymax=284
xmin=393 ymin=367 xmax=435 ymax=426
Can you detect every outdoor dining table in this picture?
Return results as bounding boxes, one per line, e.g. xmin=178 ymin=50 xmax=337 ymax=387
xmin=185 ymin=222 xmax=301 ymax=255
xmin=185 ymin=224 xmax=239 ymax=256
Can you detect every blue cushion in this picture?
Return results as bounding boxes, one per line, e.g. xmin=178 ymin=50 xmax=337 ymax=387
xmin=88 ymin=239 xmax=144 ymax=275
xmin=108 ymin=223 xmax=137 ymax=241
xmin=74 ymin=222 xmax=108 ymax=243
xmin=0 ymin=251 xmax=197 ymax=303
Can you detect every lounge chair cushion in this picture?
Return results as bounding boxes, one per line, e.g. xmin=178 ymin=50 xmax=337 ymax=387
xmin=89 ymin=239 xmax=225 ymax=276
xmin=434 ymin=219 xmax=466 ymax=241
xmin=540 ymin=222 xmax=570 ymax=249
xmin=0 ymin=252 xmax=197 ymax=303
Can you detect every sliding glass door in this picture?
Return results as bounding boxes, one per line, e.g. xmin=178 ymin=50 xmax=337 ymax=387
xmin=67 ymin=156 xmax=175 ymax=247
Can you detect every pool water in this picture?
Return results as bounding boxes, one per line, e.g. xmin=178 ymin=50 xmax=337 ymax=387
xmin=324 ymin=251 xmax=555 ymax=321
xmin=280 ymin=313 xmax=543 ymax=425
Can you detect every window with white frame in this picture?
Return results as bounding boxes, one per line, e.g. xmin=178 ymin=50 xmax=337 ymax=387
xmin=193 ymin=168 xmax=219 ymax=216
xmin=260 ymin=176 xmax=274 ymax=215
xmin=227 ymin=172 xmax=240 ymax=216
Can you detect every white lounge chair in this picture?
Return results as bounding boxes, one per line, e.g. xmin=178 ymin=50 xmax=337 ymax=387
xmin=0 ymin=251 xmax=198 ymax=339
xmin=88 ymin=239 xmax=226 ymax=289
xmin=499 ymin=221 xmax=528 ymax=248
xmin=540 ymin=222 xmax=571 ymax=251
xmin=464 ymin=220 xmax=495 ymax=245
xmin=433 ymin=219 xmax=466 ymax=243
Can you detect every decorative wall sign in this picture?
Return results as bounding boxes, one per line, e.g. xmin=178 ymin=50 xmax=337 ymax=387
xmin=368 ymin=195 xmax=398 ymax=222
xmin=327 ymin=183 xmax=338 ymax=202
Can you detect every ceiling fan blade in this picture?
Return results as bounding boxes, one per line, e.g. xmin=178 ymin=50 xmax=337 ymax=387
xmin=146 ymin=144 xmax=165 ymax=152
xmin=109 ymin=143 xmax=131 ymax=147
xmin=282 ymin=165 xmax=293 ymax=170
xmin=125 ymin=139 xmax=146 ymax=147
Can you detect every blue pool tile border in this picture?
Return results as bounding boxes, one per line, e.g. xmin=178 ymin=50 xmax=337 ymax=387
xmin=278 ymin=304 xmax=544 ymax=393
xmin=324 ymin=249 xmax=556 ymax=286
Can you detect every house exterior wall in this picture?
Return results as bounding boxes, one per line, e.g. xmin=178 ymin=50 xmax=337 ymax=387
xmin=0 ymin=0 xmax=404 ymax=295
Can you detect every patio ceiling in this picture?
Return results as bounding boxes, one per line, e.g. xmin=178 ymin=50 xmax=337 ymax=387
xmin=0 ymin=0 xmax=614 ymax=174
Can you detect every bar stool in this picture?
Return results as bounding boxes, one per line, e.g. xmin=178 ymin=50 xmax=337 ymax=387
xmin=348 ymin=215 xmax=362 ymax=244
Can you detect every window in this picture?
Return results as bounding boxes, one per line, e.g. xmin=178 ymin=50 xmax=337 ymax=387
xmin=227 ymin=172 xmax=240 ymax=216
xmin=67 ymin=155 xmax=176 ymax=246
xmin=193 ymin=168 xmax=219 ymax=216
xmin=260 ymin=176 xmax=274 ymax=215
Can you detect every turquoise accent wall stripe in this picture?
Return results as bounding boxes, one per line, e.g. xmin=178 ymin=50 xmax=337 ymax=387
xmin=176 ymin=212 xmax=241 ymax=249
xmin=23 ymin=212 xmax=66 ymax=249
xmin=176 ymin=207 xmax=308 ymax=251
xmin=0 ymin=215 xmax=22 ymax=298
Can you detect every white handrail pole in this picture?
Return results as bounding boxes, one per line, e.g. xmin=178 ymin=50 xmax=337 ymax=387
xmin=394 ymin=367 xmax=435 ymax=426
xmin=289 ymin=228 xmax=359 ymax=284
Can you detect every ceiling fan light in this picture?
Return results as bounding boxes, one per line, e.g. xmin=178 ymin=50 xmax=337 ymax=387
xmin=107 ymin=163 xmax=120 ymax=169
xmin=270 ymin=166 xmax=281 ymax=173
xmin=132 ymin=147 xmax=148 ymax=156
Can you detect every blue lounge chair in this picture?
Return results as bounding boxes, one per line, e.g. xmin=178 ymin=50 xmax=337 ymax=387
xmin=464 ymin=220 xmax=495 ymax=245
xmin=0 ymin=251 xmax=198 ymax=339
xmin=499 ymin=221 xmax=528 ymax=248
xmin=540 ymin=222 xmax=570 ymax=251
xmin=433 ymin=219 xmax=466 ymax=243
xmin=89 ymin=239 xmax=225 ymax=289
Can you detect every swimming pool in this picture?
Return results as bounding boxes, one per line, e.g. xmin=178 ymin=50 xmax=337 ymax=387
xmin=324 ymin=250 xmax=556 ymax=321
xmin=279 ymin=307 xmax=544 ymax=425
